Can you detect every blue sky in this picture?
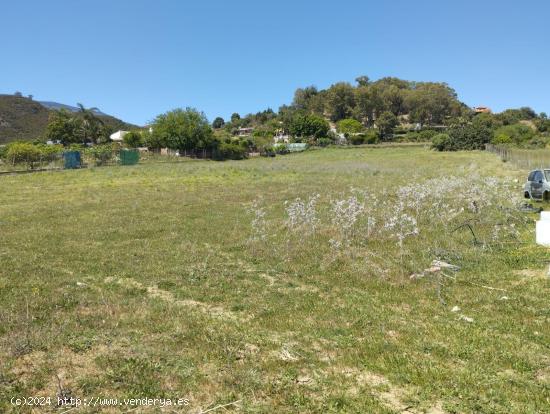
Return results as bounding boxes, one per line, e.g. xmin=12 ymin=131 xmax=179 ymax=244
xmin=2 ymin=0 xmax=549 ymax=125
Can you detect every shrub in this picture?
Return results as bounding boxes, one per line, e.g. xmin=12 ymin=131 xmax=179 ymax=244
xmin=87 ymin=144 xmax=114 ymax=166
xmin=492 ymin=134 xmax=512 ymax=144
xmin=493 ymin=124 xmax=535 ymax=146
xmin=431 ymin=133 xmax=452 ymax=151
xmin=418 ymin=129 xmax=438 ymax=141
xmin=289 ymin=113 xmax=329 ymax=139
xmin=349 ymin=134 xmax=365 ymax=145
xmin=524 ymin=136 xmax=547 ymax=149
xmin=398 ymin=131 xmax=419 ymax=142
xmin=337 ymin=118 xmax=363 ymax=135
xmin=37 ymin=144 xmax=63 ymax=163
xmin=364 ymin=130 xmax=379 ymax=144
xmin=214 ymin=142 xmax=248 ymax=160
xmin=317 ymin=137 xmax=333 ymax=147
xmin=123 ymin=131 xmax=144 ymax=148
xmin=351 ymin=131 xmax=379 ymax=145
xmin=6 ymin=142 xmax=42 ymax=169
xmin=273 ymin=144 xmax=289 ymax=154
xmin=262 ymin=146 xmax=276 ymax=157
xmin=433 ymin=123 xmax=492 ymax=151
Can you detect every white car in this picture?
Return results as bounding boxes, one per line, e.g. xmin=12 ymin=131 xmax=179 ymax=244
xmin=524 ymin=169 xmax=550 ymax=200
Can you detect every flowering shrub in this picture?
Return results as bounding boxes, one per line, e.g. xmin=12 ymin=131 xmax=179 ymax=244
xmin=247 ymin=198 xmax=267 ymax=242
xmin=247 ymin=175 xmax=526 ymax=276
xmin=284 ymin=194 xmax=320 ymax=234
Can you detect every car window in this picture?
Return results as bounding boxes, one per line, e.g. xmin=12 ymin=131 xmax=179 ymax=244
xmin=528 ymin=172 xmax=535 ymax=181
xmin=544 ymin=170 xmax=550 ymax=181
xmin=534 ymin=171 xmax=543 ymax=182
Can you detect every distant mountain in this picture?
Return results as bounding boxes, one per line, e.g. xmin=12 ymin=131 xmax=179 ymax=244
xmin=38 ymin=101 xmax=108 ymax=116
xmin=0 ymin=94 xmax=139 ymax=144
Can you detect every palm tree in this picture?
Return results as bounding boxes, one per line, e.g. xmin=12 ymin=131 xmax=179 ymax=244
xmin=77 ymin=103 xmax=104 ymax=144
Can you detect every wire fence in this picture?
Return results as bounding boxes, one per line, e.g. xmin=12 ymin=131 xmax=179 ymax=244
xmin=486 ymin=144 xmax=550 ymax=170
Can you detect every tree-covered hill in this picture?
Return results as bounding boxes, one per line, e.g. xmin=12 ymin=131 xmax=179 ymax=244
xmin=0 ymin=94 xmax=138 ymax=144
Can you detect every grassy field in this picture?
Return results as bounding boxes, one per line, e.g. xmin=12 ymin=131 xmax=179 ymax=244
xmin=0 ymin=147 xmax=549 ymax=413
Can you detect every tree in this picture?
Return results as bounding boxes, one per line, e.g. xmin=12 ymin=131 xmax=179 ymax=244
xmin=143 ymin=129 xmax=165 ymax=151
xmin=355 ymin=75 xmax=370 ymax=87
xmin=497 ymin=107 xmax=538 ymax=125
xmin=405 ymin=82 xmax=461 ymax=125
xmin=288 ymin=113 xmax=329 ymax=140
xmin=230 ymin=113 xmax=241 ymax=123
xmin=123 ymin=131 xmax=144 ymax=148
xmin=337 ymin=118 xmax=364 ymax=135
xmin=151 ymin=108 xmax=214 ymax=153
xmin=325 ymin=82 xmax=356 ymax=121
xmin=44 ymin=109 xmax=83 ymax=145
xmin=212 ymin=117 xmax=225 ymax=129
xmin=376 ymin=111 xmax=398 ymax=139
xmin=292 ymin=86 xmax=318 ymax=111
xmin=14 ymin=91 xmax=22 ymax=97
xmin=77 ymin=103 xmax=105 ymax=144
xmin=354 ymin=86 xmax=382 ymax=125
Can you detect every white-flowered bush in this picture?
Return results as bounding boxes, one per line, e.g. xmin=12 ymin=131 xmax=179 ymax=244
xmin=247 ymin=175 xmax=526 ymax=273
xmin=284 ymin=194 xmax=320 ymax=234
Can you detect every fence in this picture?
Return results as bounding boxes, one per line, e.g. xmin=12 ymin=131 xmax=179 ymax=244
xmin=486 ymin=144 xmax=550 ymax=170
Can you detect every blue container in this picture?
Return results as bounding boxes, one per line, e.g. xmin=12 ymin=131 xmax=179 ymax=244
xmin=63 ymin=151 xmax=82 ymax=169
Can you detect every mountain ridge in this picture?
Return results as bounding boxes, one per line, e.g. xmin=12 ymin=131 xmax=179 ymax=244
xmin=0 ymin=95 xmax=138 ymax=144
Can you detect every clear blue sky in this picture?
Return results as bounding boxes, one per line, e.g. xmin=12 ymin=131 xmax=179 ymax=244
xmin=2 ymin=0 xmax=549 ymax=125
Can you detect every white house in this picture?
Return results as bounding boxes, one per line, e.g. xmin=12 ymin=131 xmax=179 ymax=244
xmin=110 ymin=130 xmax=129 ymax=142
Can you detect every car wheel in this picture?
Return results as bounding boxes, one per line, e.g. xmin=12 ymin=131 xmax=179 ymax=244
xmin=544 ymin=191 xmax=550 ymax=202
xmin=525 ymin=191 xmax=531 ymax=199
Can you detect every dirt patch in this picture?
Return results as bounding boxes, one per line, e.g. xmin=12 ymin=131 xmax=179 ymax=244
xmin=10 ymin=344 xmax=119 ymax=399
xmin=259 ymin=273 xmax=276 ymax=286
xmin=104 ymin=277 xmax=244 ymax=322
xmin=536 ymin=365 xmax=550 ymax=383
xmin=341 ymin=367 xmax=447 ymax=414
xmin=513 ymin=268 xmax=548 ymax=284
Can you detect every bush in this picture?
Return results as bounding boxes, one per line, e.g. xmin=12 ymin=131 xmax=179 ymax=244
xmin=6 ymin=142 xmax=42 ymax=169
xmin=123 ymin=131 xmax=144 ymax=148
xmin=418 ymin=129 xmax=438 ymax=141
xmin=492 ymin=133 xmax=512 ymax=144
xmin=337 ymin=118 xmax=363 ymax=135
xmin=317 ymin=137 xmax=333 ymax=147
xmin=349 ymin=134 xmax=365 ymax=145
xmin=262 ymin=146 xmax=276 ymax=157
xmin=524 ymin=136 xmax=547 ymax=149
xmin=350 ymin=130 xmax=379 ymax=145
xmin=397 ymin=131 xmax=419 ymax=142
xmin=214 ymin=142 xmax=248 ymax=160
xmin=433 ymin=123 xmax=492 ymax=151
xmin=364 ymin=130 xmax=379 ymax=144
xmin=273 ymin=144 xmax=289 ymax=154
xmin=87 ymin=144 xmax=114 ymax=166
xmin=37 ymin=144 xmax=63 ymax=163
xmin=493 ymin=124 xmax=535 ymax=146
xmin=289 ymin=113 xmax=329 ymax=139
xmin=431 ymin=133 xmax=452 ymax=151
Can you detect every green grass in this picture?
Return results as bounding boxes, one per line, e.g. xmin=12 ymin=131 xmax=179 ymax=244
xmin=0 ymin=147 xmax=548 ymax=413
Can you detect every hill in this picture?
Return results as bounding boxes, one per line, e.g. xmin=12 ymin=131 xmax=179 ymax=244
xmin=38 ymin=101 xmax=108 ymax=116
xmin=0 ymin=95 xmax=138 ymax=144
